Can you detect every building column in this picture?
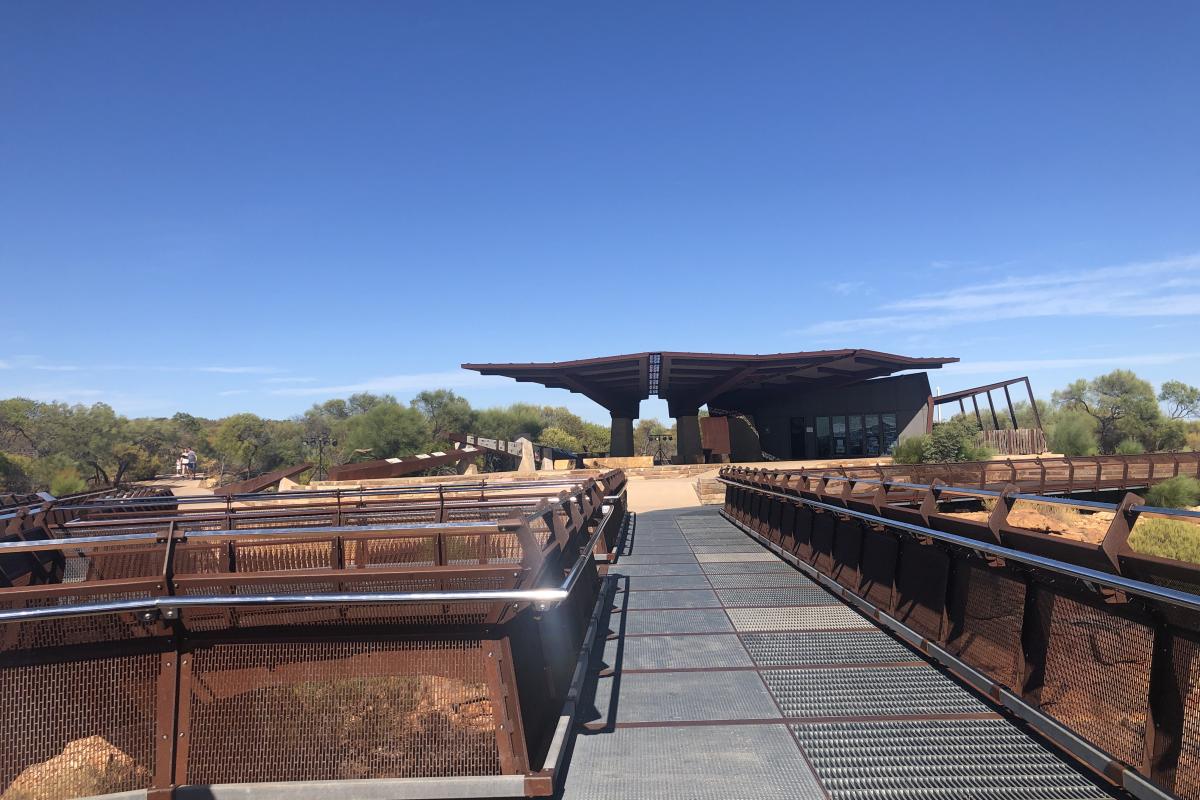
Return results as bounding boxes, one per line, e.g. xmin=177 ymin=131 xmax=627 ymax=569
xmin=609 ymin=413 xmax=635 ymax=457
xmin=676 ymin=410 xmax=700 ymax=465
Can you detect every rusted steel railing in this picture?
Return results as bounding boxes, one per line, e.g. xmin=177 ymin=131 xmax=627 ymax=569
xmin=720 ymin=466 xmax=1200 ymax=800
xmin=0 ymin=471 xmax=627 ymax=800
xmin=780 ymin=451 xmax=1200 ymax=499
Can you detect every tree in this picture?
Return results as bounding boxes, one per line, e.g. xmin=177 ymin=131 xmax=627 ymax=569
xmin=1160 ymin=380 xmax=1200 ymax=420
xmin=1053 ymin=370 xmax=1161 ymax=453
xmin=343 ymin=401 xmax=431 ymax=460
xmin=474 ymin=404 xmax=548 ymax=442
xmin=209 ymin=413 xmax=274 ymax=477
xmin=0 ymin=452 xmax=32 ymax=493
xmin=538 ymin=426 xmax=583 ymax=453
xmin=411 ymin=390 xmax=476 ymax=445
xmin=634 ymin=419 xmax=676 ymax=459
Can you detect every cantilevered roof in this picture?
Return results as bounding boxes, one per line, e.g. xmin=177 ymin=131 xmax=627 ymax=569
xmin=463 ymin=350 xmax=957 ymax=413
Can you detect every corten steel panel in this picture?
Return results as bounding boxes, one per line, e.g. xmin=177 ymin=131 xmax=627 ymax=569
xmin=777 ymin=502 xmax=796 ymax=550
xmin=945 ymin=559 xmax=1025 ymax=690
xmin=1038 ymin=593 xmax=1154 ymax=770
xmin=830 ymin=516 xmax=863 ymax=590
xmin=790 ymin=504 xmax=816 ymax=561
xmin=699 ymin=415 xmax=731 ymax=455
xmin=0 ymin=648 xmax=161 ymax=797
xmin=892 ymin=539 xmax=950 ymax=642
xmin=184 ymin=638 xmax=503 ymax=785
xmin=212 ymin=463 xmax=313 ymax=496
xmin=808 ymin=510 xmax=836 ymax=575
xmin=857 ymin=527 xmax=899 ymax=613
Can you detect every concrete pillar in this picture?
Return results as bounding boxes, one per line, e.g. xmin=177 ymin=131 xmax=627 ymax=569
xmin=609 ymin=414 xmax=635 ymax=458
xmin=676 ymin=414 xmax=703 ymax=464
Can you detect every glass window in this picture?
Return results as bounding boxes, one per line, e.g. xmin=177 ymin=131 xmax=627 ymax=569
xmin=882 ymin=413 xmax=899 ymax=454
xmin=815 ymin=416 xmax=831 ymax=458
xmin=848 ymin=415 xmax=864 ymax=456
xmin=865 ymin=414 xmax=881 ymax=455
xmin=832 ymin=416 xmax=847 ymax=455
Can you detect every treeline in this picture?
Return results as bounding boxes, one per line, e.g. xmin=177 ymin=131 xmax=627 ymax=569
xmin=1033 ymin=370 xmax=1198 ymax=456
xmin=900 ymin=370 xmax=1200 ymax=464
xmin=0 ymin=390 xmax=611 ymax=494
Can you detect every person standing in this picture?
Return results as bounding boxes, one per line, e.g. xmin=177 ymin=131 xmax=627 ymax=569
xmin=185 ymin=448 xmax=197 ymax=479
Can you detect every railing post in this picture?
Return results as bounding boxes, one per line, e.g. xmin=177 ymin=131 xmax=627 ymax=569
xmin=1143 ymin=628 xmax=1194 ymax=792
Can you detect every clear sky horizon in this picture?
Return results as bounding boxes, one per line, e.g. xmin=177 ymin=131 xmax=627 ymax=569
xmin=2 ymin=2 xmax=1198 ymax=425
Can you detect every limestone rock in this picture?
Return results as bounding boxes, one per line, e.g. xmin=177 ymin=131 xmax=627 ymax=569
xmin=2 ymin=736 xmax=149 ymax=800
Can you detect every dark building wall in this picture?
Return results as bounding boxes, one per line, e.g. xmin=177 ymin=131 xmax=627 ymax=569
xmin=721 ymin=372 xmax=932 ymax=460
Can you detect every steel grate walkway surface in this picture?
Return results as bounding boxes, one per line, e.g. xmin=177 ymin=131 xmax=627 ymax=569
xmin=560 ymin=507 xmax=1118 ymax=800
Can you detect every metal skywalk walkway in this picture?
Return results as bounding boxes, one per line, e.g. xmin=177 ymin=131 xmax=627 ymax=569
xmin=560 ymin=507 xmax=1119 ymax=800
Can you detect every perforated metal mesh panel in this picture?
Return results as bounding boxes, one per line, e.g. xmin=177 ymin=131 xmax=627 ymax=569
xmin=763 ymin=665 xmax=990 ymax=718
xmin=1040 ymin=595 xmax=1152 ymax=767
xmin=715 ymin=587 xmax=834 ymax=607
xmin=185 ymin=638 xmax=500 ymax=784
xmin=946 ymin=561 xmax=1025 ymax=689
xmin=792 ymin=719 xmax=1112 ymax=799
xmin=726 ymin=606 xmax=872 ymax=633
xmin=0 ymin=652 xmax=159 ymax=798
xmin=1177 ymin=636 xmax=1200 ymax=800
xmin=741 ymin=630 xmax=918 ymax=666
xmin=704 ymin=572 xmax=816 ymax=588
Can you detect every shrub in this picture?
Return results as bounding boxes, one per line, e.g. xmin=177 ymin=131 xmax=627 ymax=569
xmin=1114 ymin=437 xmax=1145 ymax=455
xmin=1129 ymin=517 xmax=1200 ymax=565
xmin=49 ymin=467 xmax=88 ymax=497
xmin=923 ymin=418 xmax=992 ymax=463
xmin=1145 ymin=476 xmax=1200 ymax=509
xmin=891 ymin=435 xmax=927 ymax=465
xmin=1048 ymin=410 xmax=1098 ymax=456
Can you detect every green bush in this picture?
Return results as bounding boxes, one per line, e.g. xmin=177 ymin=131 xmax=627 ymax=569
xmin=1114 ymin=437 xmax=1145 ymax=455
xmin=49 ymin=467 xmax=88 ymax=497
xmin=923 ymin=418 xmax=993 ymax=463
xmin=1129 ymin=517 xmax=1200 ymax=565
xmin=1144 ymin=475 xmax=1200 ymax=509
xmin=891 ymin=436 xmax=927 ymax=465
xmin=1048 ymin=410 xmax=1098 ymax=456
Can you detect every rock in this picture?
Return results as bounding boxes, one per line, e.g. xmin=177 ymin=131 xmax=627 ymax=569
xmin=408 ymin=675 xmax=494 ymax=732
xmin=2 ymin=736 xmax=149 ymax=800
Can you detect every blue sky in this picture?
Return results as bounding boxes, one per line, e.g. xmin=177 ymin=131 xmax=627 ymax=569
xmin=2 ymin=2 xmax=1198 ymax=424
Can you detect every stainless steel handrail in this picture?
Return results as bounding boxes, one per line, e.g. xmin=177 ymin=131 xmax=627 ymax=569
xmin=734 ymin=471 xmax=1200 ymax=520
xmin=0 ymin=521 xmax=506 ymax=554
xmin=0 ymin=498 xmax=623 ymax=624
xmin=718 ymin=477 xmax=1200 ymax=614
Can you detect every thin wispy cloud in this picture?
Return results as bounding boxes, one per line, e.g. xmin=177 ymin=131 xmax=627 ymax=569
xmin=796 ymin=253 xmax=1200 ymax=336
xmin=195 ymin=366 xmax=284 ymax=374
xmin=0 ymin=358 xmax=287 ymax=375
xmin=828 ymin=281 xmax=865 ymax=296
xmin=262 ymin=376 xmax=316 ymax=384
xmin=270 ymin=370 xmax=496 ymax=397
xmin=217 ymin=389 xmax=251 ymax=396
xmin=938 ymin=352 xmax=1199 ymax=376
